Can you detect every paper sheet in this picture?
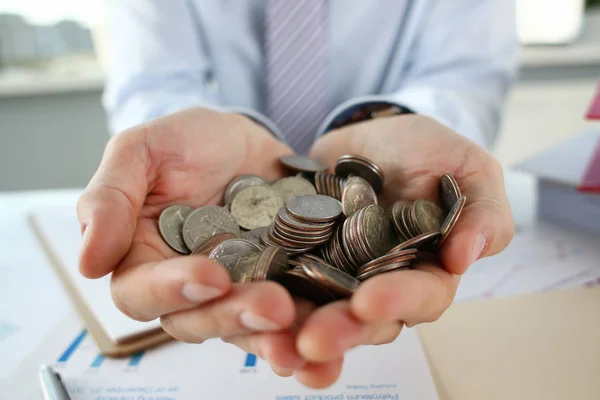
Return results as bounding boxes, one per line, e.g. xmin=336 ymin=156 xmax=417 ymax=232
xmin=0 ymin=215 xmax=71 ymax=381
xmin=30 ymin=206 xmax=162 ymax=343
xmin=455 ymin=219 xmax=600 ymax=302
xmin=0 ymin=313 xmax=441 ymax=400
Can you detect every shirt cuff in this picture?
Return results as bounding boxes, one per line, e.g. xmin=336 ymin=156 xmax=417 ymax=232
xmin=220 ymin=106 xmax=287 ymax=144
xmin=315 ymin=95 xmax=411 ymax=141
xmin=315 ymin=91 xmax=487 ymax=149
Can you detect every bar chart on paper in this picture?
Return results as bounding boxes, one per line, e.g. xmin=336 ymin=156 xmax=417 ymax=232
xmin=0 ymin=314 xmax=440 ymax=399
xmin=54 ymin=330 xmax=148 ymax=370
xmin=52 ymin=328 xmax=258 ymax=375
xmin=455 ymin=220 xmax=600 ymax=302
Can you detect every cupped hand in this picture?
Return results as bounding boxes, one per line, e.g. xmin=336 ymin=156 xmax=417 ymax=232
xmin=77 ymin=108 xmax=342 ymax=385
xmin=293 ymin=114 xmax=515 ymax=383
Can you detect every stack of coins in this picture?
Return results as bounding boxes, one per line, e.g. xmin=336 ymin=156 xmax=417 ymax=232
xmin=355 ymin=248 xmax=417 ymax=281
xmin=158 ymin=154 xmax=466 ymax=306
xmin=321 ymin=204 xmax=396 ymax=276
xmin=265 ymin=195 xmax=339 ymax=255
xmin=390 ymin=174 xmax=465 ymax=245
xmin=314 ymin=171 xmax=345 ymax=200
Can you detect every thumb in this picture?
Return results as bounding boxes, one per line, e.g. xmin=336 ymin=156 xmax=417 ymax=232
xmin=77 ymin=127 xmax=150 ymax=278
xmin=442 ymin=158 xmax=515 ymax=275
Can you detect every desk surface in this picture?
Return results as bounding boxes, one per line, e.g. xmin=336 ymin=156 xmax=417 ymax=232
xmin=420 ymin=285 xmax=600 ymax=400
xmin=0 ymin=188 xmax=81 ymax=218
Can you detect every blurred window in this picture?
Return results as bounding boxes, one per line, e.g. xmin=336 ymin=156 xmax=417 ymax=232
xmin=0 ymin=1 xmax=103 ymax=69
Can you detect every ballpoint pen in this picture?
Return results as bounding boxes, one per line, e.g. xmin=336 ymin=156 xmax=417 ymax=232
xmin=39 ymin=365 xmax=73 ymax=400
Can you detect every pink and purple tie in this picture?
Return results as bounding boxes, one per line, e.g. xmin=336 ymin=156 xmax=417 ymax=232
xmin=265 ymin=0 xmax=328 ymax=155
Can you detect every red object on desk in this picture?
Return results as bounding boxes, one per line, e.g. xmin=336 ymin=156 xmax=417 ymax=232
xmin=586 ymin=82 xmax=600 ymax=120
xmin=578 ymin=140 xmax=600 ymax=193
xmin=578 ymin=84 xmax=600 ymax=192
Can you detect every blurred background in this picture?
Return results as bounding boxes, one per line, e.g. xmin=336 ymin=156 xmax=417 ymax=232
xmin=0 ymin=0 xmax=598 ymax=191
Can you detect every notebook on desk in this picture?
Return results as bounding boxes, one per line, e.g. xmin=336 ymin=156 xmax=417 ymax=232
xmin=28 ymin=206 xmax=171 ymax=357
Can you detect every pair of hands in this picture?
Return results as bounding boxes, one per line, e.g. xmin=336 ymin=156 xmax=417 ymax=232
xmin=77 ymin=107 xmax=514 ymax=388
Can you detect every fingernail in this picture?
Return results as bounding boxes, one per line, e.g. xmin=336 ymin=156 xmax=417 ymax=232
xmin=471 ymin=232 xmax=487 ymax=264
xmin=277 ymin=356 xmax=306 ymax=370
xmin=240 ymin=311 xmax=281 ymax=331
xmin=79 ymin=225 xmax=91 ymax=259
xmin=82 ymin=224 xmax=91 ymax=246
xmin=181 ymin=283 xmax=224 ymax=303
xmin=271 ymin=365 xmax=295 ymax=377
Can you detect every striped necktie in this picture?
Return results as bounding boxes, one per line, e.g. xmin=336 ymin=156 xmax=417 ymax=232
xmin=264 ymin=0 xmax=328 ymax=155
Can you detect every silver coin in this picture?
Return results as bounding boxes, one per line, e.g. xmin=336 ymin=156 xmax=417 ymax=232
xmin=440 ymin=174 xmax=461 ymax=212
xmin=341 ymin=176 xmax=377 ymax=217
xmin=230 ymin=185 xmax=285 ymax=230
xmin=246 ymin=226 xmax=268 ymax=247
xmin=280 ymin=155 xmax=328 ymax=173
xmin=208 ymin=239 xmax=262 ymax=282
xmin=391 ymin=201 xmax=412 ymax=241
xmin=277 ymin=268 xmax=337 ymax=306
xmin=440 ymin=195 xmax=466 ymax=244
xmin=286 ymin=195 xmax=342 ymax=223
xmin=356 ymin=262 xmax=411 ymax=281
xmin=224 ymin=175 xmax=267 ymax=207
xmin=388 ymin=231 xmax=441 ymax=253
xmin=335 ymin=155 xmax=384 ymax=193
xmin=277 ymin=207 xmax=336 ymax=232
xmin=300 ymin=258 xmax=360 ymax=297
xmin=191 ymin=232 xmax=239 ymax=256
xmin=182 ymin=206 xmax=241 ymax=251
xmin=413 ymin=199 xmax=445 ymax=233
xmin=363 ymin=204 xmax=396 ymax=259
xmin=253 ymin=245 xmax=289 ymax=281
xmin=158 ymin=205 xmax=193 ymax=254
xmin=271 ymin=176 xmax=317 ymax=203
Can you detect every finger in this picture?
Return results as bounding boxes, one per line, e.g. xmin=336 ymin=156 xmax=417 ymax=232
xmin=222 ymin=331 xmax=305 ymax=371
xmin=271 ymin=365 xmax=295 ymax=377
xmin=309 ymin=125 xmax=365 ymax=170
xmin=291 ymin=298 xmax=318 ymax=329
xmin=160 ymin=282 xmax=295 ymax=342
xmin=443 ymin=155 xmax=515 ymax=274
xmin=77 ymin=128 xmax=150 ymax=278
xmin=220 ymin=300 xmax=313 ymax=371
xmin=109 ymin=254 xmax=231 ymax=321
xmin=297 ymin=301 xmax=403 ymax=362
xmin=351 ymin=264 xmax=459 ymax=326
xmin=294 ymin=357 xmax=344 ymax=389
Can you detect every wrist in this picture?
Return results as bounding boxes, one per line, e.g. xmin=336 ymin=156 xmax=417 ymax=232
xmin=316 ymin=97 xmax=414 ymax=139
xmin=220 ymin=106 xmax=287 ymax=144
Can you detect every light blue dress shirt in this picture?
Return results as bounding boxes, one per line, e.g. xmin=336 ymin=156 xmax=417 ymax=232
xmin=102 ymin=0 xmax=519 ymax=150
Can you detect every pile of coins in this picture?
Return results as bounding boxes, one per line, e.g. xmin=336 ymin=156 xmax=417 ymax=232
xmin=158 ymin=154 xmax=465 ymax=306
xmin=265 ymin=196 xmax=339 ymax=255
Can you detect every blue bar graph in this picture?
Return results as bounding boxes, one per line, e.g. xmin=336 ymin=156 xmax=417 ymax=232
xmin=129 ymin=351 xmax=144 ymax=367
xmin=244 ymin=353 xmax=257 ymax=367
xmin=91 ymin=354 xmax=105 ymax=368
xmin=58 ymin=330 xmax=87 ymax=363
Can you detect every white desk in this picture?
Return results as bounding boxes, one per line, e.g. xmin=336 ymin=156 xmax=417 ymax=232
xmin=0 ymin=189 xmax=80 ymax=381
xmin=1 ymin=170 xmax=599 ymax=395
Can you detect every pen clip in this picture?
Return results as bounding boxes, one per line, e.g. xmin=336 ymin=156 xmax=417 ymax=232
xmin=55 ymin=370 xmax=74 ymax=400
